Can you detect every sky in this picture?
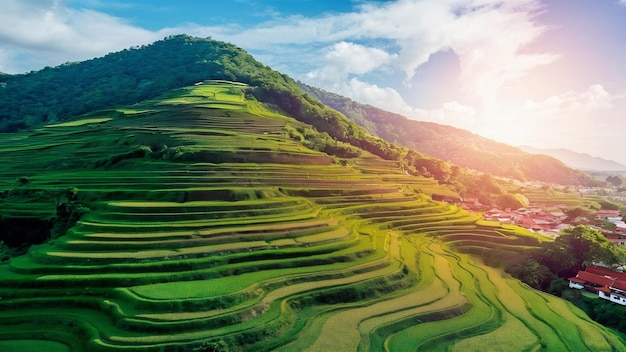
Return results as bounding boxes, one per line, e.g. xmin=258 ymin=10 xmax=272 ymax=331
xmin=1 ymin=0 xmax=626 ymax=165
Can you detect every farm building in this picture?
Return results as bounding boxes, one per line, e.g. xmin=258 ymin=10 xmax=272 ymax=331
xmin=568 ymin=266 xmax=626 ymax=305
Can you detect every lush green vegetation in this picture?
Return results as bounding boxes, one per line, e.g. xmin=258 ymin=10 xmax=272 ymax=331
xmin=300 ymin=83 xmax=601 ymax=186
xmin=506 ymin=226 xmax=626 ymax=288
xmin=1 ymin=34 xmax=584 ymax=206
xmin=570 ymin=293 xmax=626 ymax=334
xmin=0 ymin=81 xmax=623 ymax=351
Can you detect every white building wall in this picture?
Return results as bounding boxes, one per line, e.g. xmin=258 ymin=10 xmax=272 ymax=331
xmin=609 ymin=294 xmax=626 ymax=306
xmin=569 ymin=282 xmax=584 ymax=289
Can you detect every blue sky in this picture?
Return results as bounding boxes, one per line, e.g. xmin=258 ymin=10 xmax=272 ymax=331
xmin=1 ymin=0 xmax=626 ymax=165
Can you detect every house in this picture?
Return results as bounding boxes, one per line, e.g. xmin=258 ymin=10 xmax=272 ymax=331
xmin=615 ymin=223 xmax=626 ymax=235
xmin=460 ymin=198 xmax=484 ymax=211
xmin=568 ymin=266 xmax=626 ymax=305
xmin=596 ymin=210 xmax=621 ymax=220
xmin=431 ymin=194 xmax=462 ymax=204
xmin=483 ymin=208 xmax=514 ymax=224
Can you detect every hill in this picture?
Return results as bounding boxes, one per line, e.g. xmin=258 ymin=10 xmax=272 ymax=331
xmin=0 ymin=35 xmax=465 ymax=185
xmin=519 ymin=145 xmax=626 ymax=171
xmin=0 ymin=35 xmax=598 ymax=188
xmin=299 ymin=84 xmax=598 ymax=186
xmin=1 ymin=81 xmax=623 ymax=351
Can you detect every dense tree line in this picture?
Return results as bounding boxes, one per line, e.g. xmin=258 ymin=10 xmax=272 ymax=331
xmin=506 ymin=226 xmax=625 ymax=292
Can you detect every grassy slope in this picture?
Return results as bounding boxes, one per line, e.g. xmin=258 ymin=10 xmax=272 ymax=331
xmin=0 ymin=82 xmax=623 ymax=351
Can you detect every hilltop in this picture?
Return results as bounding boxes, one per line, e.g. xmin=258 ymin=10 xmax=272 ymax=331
xmin=0 ymin=80 xmax=623 ymax=351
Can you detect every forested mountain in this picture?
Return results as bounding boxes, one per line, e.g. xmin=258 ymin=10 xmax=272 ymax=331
xmin=299 ymin=84 xmax=598 ymax=186
xmin=0 ymin=35 xmax=271 ymax=131
xmin=0 ymin=34 xmax=596 ymax=187
xmin=0 ymin=35 xmax=484 ymax=192
xmin=0 ymin=36 xmax=445 ymax=173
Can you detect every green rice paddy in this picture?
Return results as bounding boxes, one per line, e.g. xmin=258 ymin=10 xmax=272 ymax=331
xmin=0 ymin=81 xmax=623 ymax=351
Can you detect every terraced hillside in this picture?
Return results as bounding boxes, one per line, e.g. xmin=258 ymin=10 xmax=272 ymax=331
xmin=0 ymin=82 xmax=623 ymax=351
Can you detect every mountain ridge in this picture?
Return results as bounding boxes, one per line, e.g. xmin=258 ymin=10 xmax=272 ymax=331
xmin=518 ymin=145 xmax=626 ymax=171
xmin=298 ymin=82 xmax=598 ymax=186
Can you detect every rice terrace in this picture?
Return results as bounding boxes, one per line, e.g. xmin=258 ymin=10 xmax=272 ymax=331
xmin=0 ymin=77 xmax=623 ymax=352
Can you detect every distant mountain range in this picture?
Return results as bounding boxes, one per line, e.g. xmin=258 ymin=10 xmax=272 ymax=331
xmin=518 ymin=146 xmax=626 ymax=171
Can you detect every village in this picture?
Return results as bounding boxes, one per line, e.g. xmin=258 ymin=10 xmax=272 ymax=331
xmin=442 ymin=186 xmax=626 ymax=306
xmin=479 ymin=205 xmax=626 ymax=244
xmin=435 ymin=184 xmax=626 ymax=246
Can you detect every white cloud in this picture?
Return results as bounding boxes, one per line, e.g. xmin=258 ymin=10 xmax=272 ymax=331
xmin=523 ymin=84 xmax=617 ymax=117
xmin=306 ymin=42 xmax=396 ymax=90
xmin=0 ymin=0 xmax=164 ymax=72
xmin=471 ymin=84 xmax=626 ymax=158
xmin=410 ymin=101 xmax=478 ymax=127
xmin=448 ymin=2 xmax=561 ymax=107
xmin=199 ymin=0 xmax=556 ymax=110
xmin=324 ymin=42 xmax=396 ymax=76
xmin=1 ymin=0 xmax=556 ymax=117
xmin=341 ymin=78 xmax=412 ymax=114
xmin=333 ymin=78 xmax=477 ymax=128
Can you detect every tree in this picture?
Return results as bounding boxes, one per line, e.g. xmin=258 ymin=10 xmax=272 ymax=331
xmin=509 ymin=259 xmax=554 ymax=290
xmin=606 ymin=175 xmax=623 ymax=187
xmin=597 ymin=199 xmax=620 ymax=210
xmin=532 ymin=225 xmax=626 ymax=279
xmin=563 ymin=207 xmax=594 ymax=223
xmin=495 ymin=193 xmax=526 ymax=210
xmin=556 ymin=226 xmax=625 ymax=267
xmin=600 ymin=220 xmax=617 ymax=231
xmin=547 ymin=277 xmax=570 ymax=297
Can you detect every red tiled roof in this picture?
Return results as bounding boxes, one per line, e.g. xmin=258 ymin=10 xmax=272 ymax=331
xmin=586 ymin=266 xmax=626 ymax=281
xmin=568 ymin=277 xmax=585 ymax=284
xmin=611 ymin=280 xmax=626 ymax=292
xmin=596 ymin=210 xmax=620 ymax=216
xmin=576 ymin=271 xmax=615 ymax=287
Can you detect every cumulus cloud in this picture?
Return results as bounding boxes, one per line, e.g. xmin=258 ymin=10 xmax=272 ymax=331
xmin=0 ymin=0 xmax=165 ymax=72
xmin=523 ymin=84 xmax=617 ymax=117
xmin=323 ymin=42 xmax=396 ymax=76
xmin=306 ymin=42 xmax=396 ymax=89
xmin=341 ymin=78 xmax=412 ymax=114
xmin=200 ymin=0 xmax=556 ymax=110
xmin=334 ymin=78 xmax=477 ymax=128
